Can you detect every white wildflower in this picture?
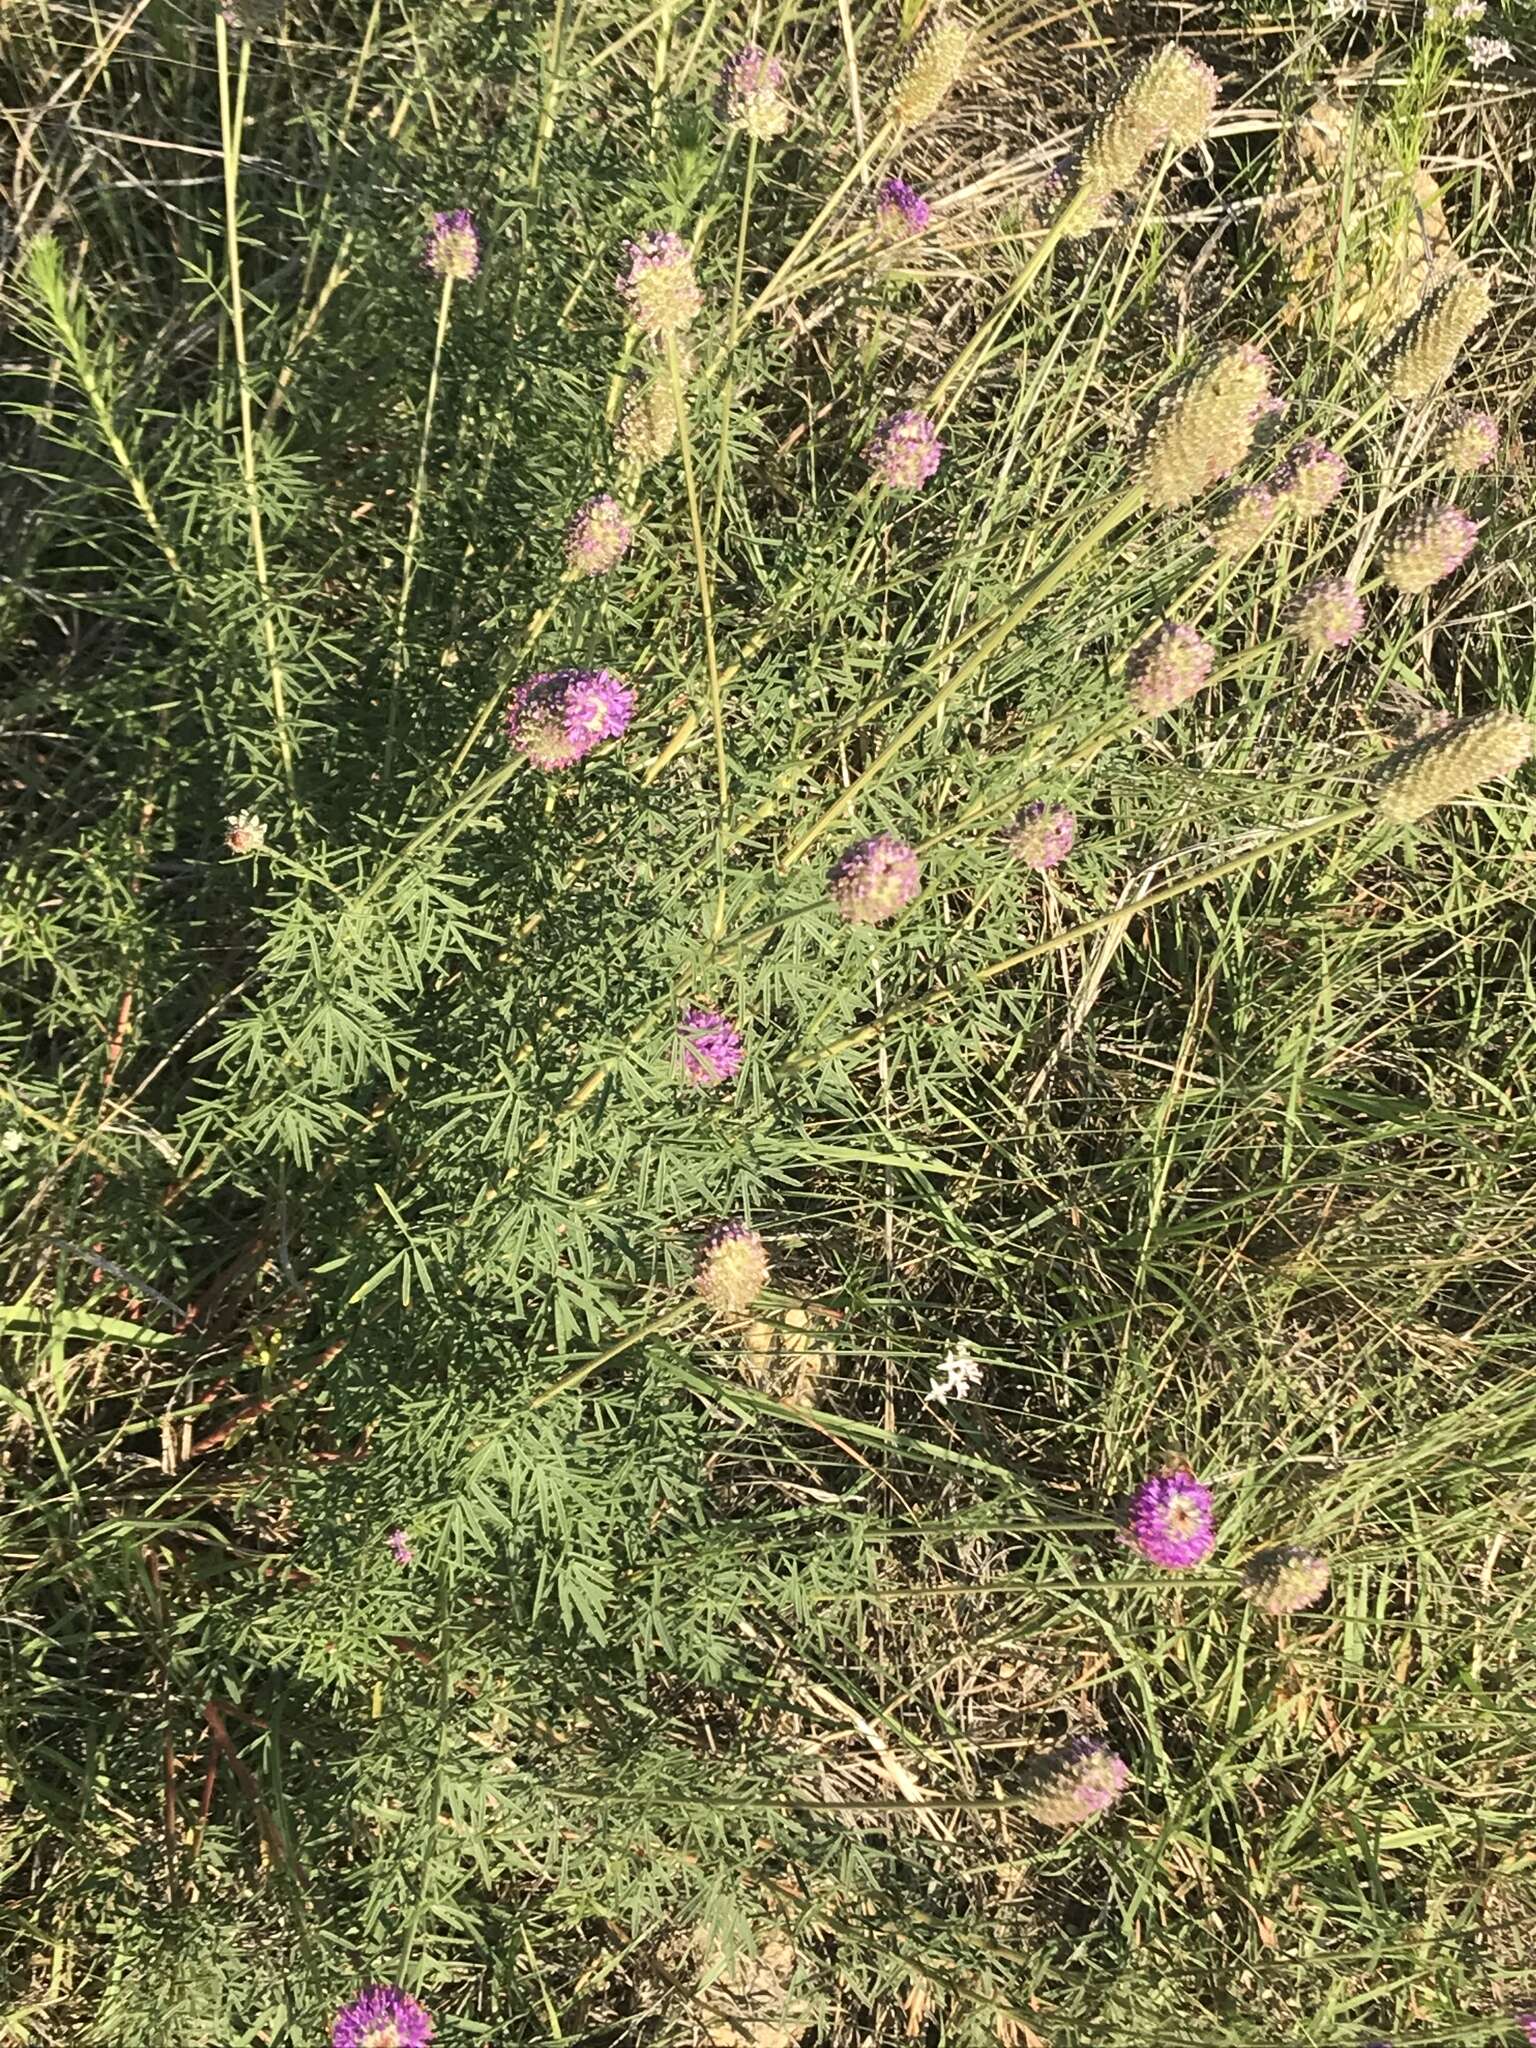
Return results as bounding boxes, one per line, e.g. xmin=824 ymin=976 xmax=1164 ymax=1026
xmin=925 ymin=1341 xmax=984 ymax=1404
xmin=225 ymin=809 xmax=267 ymax=855
xmin=1452 ymin=0 xmax=1487 ymax=19
xmin=1466 ymin=33 xmax=1514 ymax=65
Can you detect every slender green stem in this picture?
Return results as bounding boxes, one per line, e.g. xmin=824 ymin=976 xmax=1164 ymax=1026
xmin=384 ymin=270 xmax=455 ymax=779
xmin=737 ymin=119 xmax=893 ymax=333
xmin=667 ymin=331 xmax=729 ymax=815
xmin=787 ymin=803 xmax=1375 ymax=1069
xmin=710 ymin=133 xmax=760 ymax=546
xmin=216 ymin=15 xmax=296 ymax=804
xmin=530 ymin=1305 xmax=691 ymax=1409
xmin=530 ymin=0 xmax=568 ymax=190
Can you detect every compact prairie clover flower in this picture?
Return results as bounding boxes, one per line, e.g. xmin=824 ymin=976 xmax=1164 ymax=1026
xmin=1134 ymin=344 xmax=1275 ymax=509
xmin=1378 ymin=270 xmax=1493 ymax=400
xmin=331 ymin=1984 xmax=434 ymax=2048
xmin=1282 ymin=576 xmax=1366 ymax=655
xmin=224 ymin=809 xmax=266 ymax=856
xmin=1380 ymin=501 xmax=1481 ymax=594
xmin=1124 ymin=1468 xmax=1216 ymax=1569
xmin=827 ymin=833 xmax=922 ymax=924
xmin=1241 ymin=1545 xmax=1330 ymax=1615
xmin=1371 ymin=708 xmax=1534 ymax=823
xmin=617 ymin=230 xmax=703 ymax=339
xmin=1125 ymin=621 xmax=1215 ymax=714
xmin=1207 ymin=482 xmax=1277 ymax=553
xmin=875 ymin=176 xmax=933 ymax=237
xmin=1021 ymin=1737 xmax=1131 ymax=1827
xmin=864 ymin=409 xmax=944 ymax=491
xmin=1435 ymin=406 xmax=1499 ymax=472
xmin=388 ymin=1529 xmax=414 ymax=1568
xmin=565 ymin=494 xmax=634 ymax=577
xmin=716 ymin=44 xmax=792 ymax=139
xmin=695 ymin=1222 xmax=770 ymax=1313
xmin=1271 ymin=438 xmax=1348 ymax=519
xmin=505 ymin=668 xmax=636 ymax=770
xmin=1518 ymin=2017 xmax=1536 ymax=2046
xmin=677 ymin=1007 xmax=744 ymax=1088
xmin=616 ymin=367 xmax=682 ymax=466
xmin=1003 ymin=801 xmax=1076 ymax=871
xmin=888 ymin=18 xmax=970 ymax=127
xmin=423 ymin=209 xmax=480 ymax=283
xmin=1065 ymin=42 xmax=1219 ymax=231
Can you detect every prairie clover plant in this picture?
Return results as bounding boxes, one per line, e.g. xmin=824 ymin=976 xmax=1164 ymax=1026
xmin=4 ymin=6 xmax=1532 ymax=2044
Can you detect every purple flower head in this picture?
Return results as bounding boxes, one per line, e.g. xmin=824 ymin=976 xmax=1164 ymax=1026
xmin=388 ymin=1529 xmax=413 ymax=1568
xmin=678 ymin=1008 xmax=744 ymax=1088
xmin=695 ymin=1222 xmax=770 ymax=1312
xmin=1126 ymin=620 xmax=1216 ymax=715
xmin=331 ymin=1984 xmax=434 ymax=2048
xmin=1271 ymin=437 xmax=1348 ymax=520
xmin=875 ymin=176 xmax=933 ymax=236
xmin=423 ymin=209 xmax=480 ymax=283
xmin=565 ymin=494 xmax=635 ymax=577
xmin=1517 ymin=2018 xmax=1536 ymax=2047
xmin=617 ymin=229 xmax=703 ymax=338
xmin=717 ymin=44 xmax=792 ymax=139
xmin=506 ymin=668 xmax=635 ymax=771
xmin=1283 ymin=575 xmax=1366 ymax=654
xmin=1022 ymin=1736 xmax=1131 ymax=1827
xmin=827 ymin=833 xmax=922 ymax=925
xmin=864 ymin=410 xmax=944 ymax=491
xmin=1207 ymin=483 xmax=1277 ymax=554
xmin=1004 ymin=801 xmax=1076 ymax=872
xmin=1124 ymin=1467 xmax=1216 ymax=1569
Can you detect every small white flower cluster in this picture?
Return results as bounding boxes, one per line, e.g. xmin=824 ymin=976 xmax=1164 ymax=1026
xmin=925 ymin=1341 xmax=984 ymax=1404
xmin=1466 ymin=32 xmax=1515 ymax=66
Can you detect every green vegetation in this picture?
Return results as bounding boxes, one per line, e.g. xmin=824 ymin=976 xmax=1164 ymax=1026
xmin=2 ymin=2 xmax=1533 ymax=2043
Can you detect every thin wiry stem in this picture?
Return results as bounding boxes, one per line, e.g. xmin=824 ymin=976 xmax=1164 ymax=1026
xmin=709 ymin=131 xmax=760 ymax=546
xmin=216 ymin=13 xmax=296 ymax=804
xmin=666 ymin=331 xmax=730 ymax=817
xmin=385 ymin=269 xmax=455 ymax=780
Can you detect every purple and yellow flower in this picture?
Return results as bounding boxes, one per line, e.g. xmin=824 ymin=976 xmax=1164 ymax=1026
xmin=863 ymin=410 xmax=944 ymax=491
xmin=678 ymin=1008 xmax=744 ymax=1087
xmin=875 ymin=176 xmax=933 ymax=236
xmin=1282 ymin=576 xmax=1366 ymax=654
xmin=695 ymin=1222 xmax=770 ymax=1312
xmin=506 ymin=667 xmax=636 ymax=770
xmin=1435 ymin=407 xmax=1499 ymax=472
xmin=1124 ymin=1467 xmax=1216 ymax=1569
xmin=565 ymin=494 xmax=634 ymax=577
xmin=617 ymin=230 xmax=703 ymax=339
xmin=423 ymin=209 xmax=480 ymax=283
xmin=1270 ymin=437 xmax=1348 ymax=519
xmin=717 ymin=44 xmax=792 ymax=139
xmin=827 ymin=834 xmax=922 ymax=924
xmin=1021 ymin=1736 xmax=1131 ymax=1826
xmin=1004 ymin=801 xmax=1076 ymax=871
xmin=1380 ymin=501 xmax=1481 ymax=594
xmin=1126 ymin=621 xmax=1216 ymax=714
xmin=1135 ymin=343 xmax=1275 ymax=508
xmin=1206 ymin=483 xmax=1277 ymax=554
xmin=388 ymin=1529 xmax=414 ymax=1568
xmin=331 ymin=1984 xmax=434 ymax=2048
